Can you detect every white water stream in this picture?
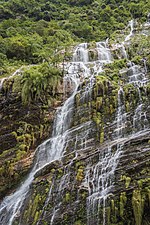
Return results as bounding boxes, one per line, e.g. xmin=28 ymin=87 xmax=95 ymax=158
xmin=0 ymin=19 xmax=149 ymax=225
xmin=86 ymin=86 xmax=126 ymax=225
xmin=0 ymin=50 xmax=81 ymax=225
xmin=125 ymin=20 xmax=134 ymax=42
xmin=120 ymin=20 xmax=149 ymax=133
xmin=0 ymin=41 xmax=112 ymax=225
xmin=0 ymin=78 xmax=5 ymax=91
xmin=38 ymin=41 xmax=113 ymax=225
xmin=0 ymin=67 xmax=23 ymax=92
xmin=85 ymin=19 xmax=149 ymax=225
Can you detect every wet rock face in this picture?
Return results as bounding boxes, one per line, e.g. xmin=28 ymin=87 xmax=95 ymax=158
xmin=12 ymin=71 xmax=150 ymax=225
xmin=0 ymin=78 xmax=63 ymax=199
xmin=0 ymin=22 xmax=150 ymax=225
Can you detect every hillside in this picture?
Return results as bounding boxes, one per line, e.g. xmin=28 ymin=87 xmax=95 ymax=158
xmin=0 ymin=1 xmax=150 ymax=225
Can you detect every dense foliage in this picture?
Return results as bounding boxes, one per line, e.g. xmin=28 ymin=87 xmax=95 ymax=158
xmin=0 ymin=0 xmax=150 ymax=213
xmin=0 ymin=0 xmax=149 ymax=72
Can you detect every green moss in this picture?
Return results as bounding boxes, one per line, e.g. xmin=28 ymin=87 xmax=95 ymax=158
xmin=109 ymin=104 xmax=114 ymax=114
xmin=76 ymin=161 xmax=84 ymax=168
xmin=51 ymin=168 xmax=56 ymax=173
xmin=33 ymin=211 xmax=39 ymax=225
xmin=132 ymin=190 xmax=144 ymax=225
xmin=81 ymin=190 xmax=88 ymax=199
xmin=31 ymin=194 xmax=40 ymax=218
xmin=96 ymin=97 xmax=103 ymax=110
xmin=111 ymin=206 xmax=119 ymax=224
xmin=100 ymin=130 xmax=104 ymax=143
xmin=120 ymin=192 xmax=127 ymax=218
xmin=93 ymin=114 xmax=101 ymax=125
xmin=57 ymin=168 xmax=63 ymax=179
xmin=145 ymin=187 xmax=150 ymax=203
xmin=16 ymin=149 xmax=27 ymax=160
xmin=88 ymin=41 xmax=96 ymax=49
xmin=137 ymin=178 xmax=150 ymax=189
xmin=111 ymin=199 xmax=115 ymax=213
xmin=121 ymin=175 xmax=131 ymax=188
xmin=74 ymin=221 xmax=82 ymax=225
xmin=40 ymin=125 xmax=44 ymax=138
xmin=16 ymin=135 xmax=24 ymax=143
xmin=76 ymin=93 xmax=80 ymax=107
xmin=76 ymin=167 xmax=84 ymax=182
xmin=125 ymin=101 xmax=130 ymax=112
xmin=11 ymin=131 xmax=18 ymax=139
xmin=19 ymin=144 xmax=27 ymax=151
xmin=106 ymin=207 xmax=111 ymax=225
xmin=65 ymin=193 xmax=71 ymax=202
xmin=131 ymin=55 xmax=142 ymax=65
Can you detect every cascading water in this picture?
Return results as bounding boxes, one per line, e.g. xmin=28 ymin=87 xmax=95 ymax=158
xmin=96 ymin=42 xmax=112 ymax=63
xmin=128 ymin=64 xmax=149 ymax=133
xmin=115 ymin=87 xmax=127 ymax=138
xmin=35 ymin=41 xmax=113 ymax=225
xmin=0 ymin=65 xmax=34 ymax=92
xmin=0 ymin=78 xmax=5 ymax=91
xmin=0 ymin=19 xmax=149 ymax=225
xmin=125 ymin=20 xmax=134 ymax=42
xmin=84 ymin=31 xmax=133 ymax=223
xmin=143 ymin=59 xmax=148 ymax=73
xmin=119 ymin=19 xmax=149 ymax=134
xmin=0 ymin=47 xmax=81 ymax=225
xmin=0 ymin=41 xmax=112 ymax=225
xmin=86 ymin=86 xmax=126 ymax=225
xmin=73 ymin=43 xmax=89 ymax=63
xmin=85 ymin=19 xmax=149 ymax=225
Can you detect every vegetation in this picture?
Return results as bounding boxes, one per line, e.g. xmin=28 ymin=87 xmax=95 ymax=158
xmin=0 ymin=0 xmax=150 ymax=223
xmin=0 ymin=0 xmax=149 ymax=71
xmin=21 ymin=63 xmax=61 ymax=104
xmin=0 ymin=0 xmax=149 ymax=103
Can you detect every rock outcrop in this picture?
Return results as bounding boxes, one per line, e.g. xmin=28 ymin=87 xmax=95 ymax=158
xmin=0 ymin=21 xmax=150 ymax=225
xmin=0 ymin=74 xmax=64 ymax=199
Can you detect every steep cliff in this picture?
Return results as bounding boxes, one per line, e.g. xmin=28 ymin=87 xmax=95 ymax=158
xmin=0 ymin=19 xmax=150 ymax=225
xmin=0 ymin=65 xmax=64 ymax=198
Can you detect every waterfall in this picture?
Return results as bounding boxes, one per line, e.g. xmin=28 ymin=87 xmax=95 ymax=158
xmin=112 ymin=20 xmax=134 ymax=62
xmin=73 ymin=43 xmax=89 ymax=62
xmin=115 ymin=87 xmax=127 ymax=138
xmin=36 ymin=41 xmax=113 ymax=225
xmin=96 ymin=42 xmax=112 ymax=63
xmin=86 ymin=86 xmax=126 ymax=225
xmin=143 ymin=59 xmax=148 ymax=74
xmin=0 ymin=78 xmax=6 ymax=91
xmin=127 ymin=64 xmax=149 ymax=133
xmin=120 ymin=19 xmax=149 ymax=134
xmin=85 ymin=36 xmax=131 ymax=223
xmin=0 ymin=41 xmax=112 ymax=225
xmin=85 ymin=58 xmax=149 ymax=223
xmin=125 ymin=20 xmax=134 ymax=42
xmin=0 ymin=48 xmax=81 ymax=225
xmin=85 ymin=19 xmax=149 ymax=225
xmin=0 ymin=18 xmax=149 ymax=224
xmin=117 ymin=20 xmax=134 ymax=61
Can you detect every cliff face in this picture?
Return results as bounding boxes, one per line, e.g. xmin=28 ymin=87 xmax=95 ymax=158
xmin=0 ymin=73 xmax=64 ymax=199
xmin=0 ymin=21 xmax=150 ymax=225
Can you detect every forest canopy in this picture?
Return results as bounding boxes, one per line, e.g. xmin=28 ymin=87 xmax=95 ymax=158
xmin=0 ymin=0 xmax=149 ymax=75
